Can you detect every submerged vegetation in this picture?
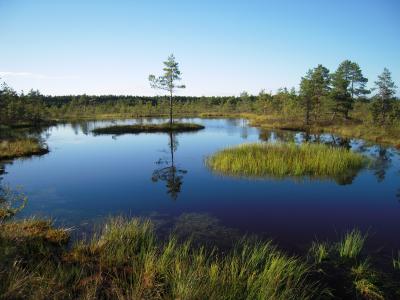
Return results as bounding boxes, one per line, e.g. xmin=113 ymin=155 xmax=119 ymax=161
xmin=206 ymin=142 xmax=367 ymax=182
xmin=306 ymin=231 xmax=398 ymax=300
xmin=92 ymin=122 xmax=205 ymax=135
xmin=0 ymin=138 xmax=48 ymax=160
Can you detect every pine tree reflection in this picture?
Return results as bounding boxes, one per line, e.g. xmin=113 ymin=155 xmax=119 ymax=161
xmin=372 ymin=146 xmax=391 ymax=182
xmin=151 ymin=132 xmax=187 ymax=200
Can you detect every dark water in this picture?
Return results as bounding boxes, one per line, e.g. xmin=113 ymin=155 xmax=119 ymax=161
xmin=1 ymin=118 xmax=399 ymax=253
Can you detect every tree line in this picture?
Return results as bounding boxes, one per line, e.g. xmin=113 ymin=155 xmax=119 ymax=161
xmin=0 ymin=59 xmax=398 ymax=127
xmin=299 ymin=60 xmax=398 ymax=126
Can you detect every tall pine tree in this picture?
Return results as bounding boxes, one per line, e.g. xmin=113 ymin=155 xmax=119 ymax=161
xmin=331 ymin=60 xmax=369 ymax=119
xmin=300 ymin=64 xmax=330 ymax=125
xmin=371 ymin=68 xmax=397 ymax=125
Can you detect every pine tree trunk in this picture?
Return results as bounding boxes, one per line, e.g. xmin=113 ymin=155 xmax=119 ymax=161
xmin=169 ymin=90 xmax=173 ymax=126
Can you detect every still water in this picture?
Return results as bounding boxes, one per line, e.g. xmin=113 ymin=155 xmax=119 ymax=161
xmin=1 ymin=118 xmax=399 ymax=252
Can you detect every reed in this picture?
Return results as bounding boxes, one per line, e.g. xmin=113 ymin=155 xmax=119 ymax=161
xmin=206 ymin=142 xmax=367 ymax=180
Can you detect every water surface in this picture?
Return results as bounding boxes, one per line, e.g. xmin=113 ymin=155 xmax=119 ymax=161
xmin=1 ymin=118 xmax=399 ymax=252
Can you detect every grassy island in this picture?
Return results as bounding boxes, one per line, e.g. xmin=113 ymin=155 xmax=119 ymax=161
xmin=0 ymin=139 xmax=49 ymax=160
xmin=92 ymin=122 xmax=205 ymax=135
xmin=206 ymin=143 xmax=367 ymax=180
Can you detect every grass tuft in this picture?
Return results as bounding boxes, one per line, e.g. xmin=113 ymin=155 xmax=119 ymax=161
xmin=206 ymin=142 xmax=367 ymax=181
xmin=393 ymin=251 xmax=400 ymax=270
xmin=354 ymin=279 xmax=385 ymax=300
xmin=0 ymin=139 xmax=48 ymax=160
xmin=92 ymin=122 xmax=205 ymax=135
xmin=338 ymin=229 xmax=367 ymax=259
xmin=309 ymin=241 xmax=329 ymax=264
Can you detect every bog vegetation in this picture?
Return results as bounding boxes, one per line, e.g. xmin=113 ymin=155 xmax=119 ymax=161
xmin=206 ymin=143 xmax=367 ymax=182
xmin=1 ymin=190 xmax=400 ymax=299
xmin=92 ymin=122 xmax=204 ymax=135
xmin=0 ymin=138 xmax=48 ymax=160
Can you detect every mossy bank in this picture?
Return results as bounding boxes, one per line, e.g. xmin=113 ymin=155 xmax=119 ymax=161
xmin=0 ymin=139 xmax=49 ymax=160
xmin=92 ymin=122 xmax=205 ymax=135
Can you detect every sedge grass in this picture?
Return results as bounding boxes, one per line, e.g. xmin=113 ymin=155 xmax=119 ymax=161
xmin=338 ymin=229 xmax=367 ymax=259
xmin=92 ymin=122 xmax=205 ymax=135
xmin=206 ymin=142 xmax=367 ymax=180
xmin=0 ymin=217 xmax=321 ymax=300
xmin=354 ymin=279 xmax=385 ymax=300
xmin=309 ymin=241 xmax=329 ymax=264
xmin=4 ymin=216 xmax=400 ymax=299
xmin=0 ymin=138 xmax=48 ymax=160
xmin=393 ymin=251 xmax=400 ymax=270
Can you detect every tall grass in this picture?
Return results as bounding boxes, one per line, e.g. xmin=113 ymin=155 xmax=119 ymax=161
xmin=0 ymin=217 xmax=321 ymax=300
xmin=393 ymin=251 xmax=400 ymax=270
xmin=309 ymin=241 xmax=329 ymax=264
xmin=3 ymin=216 xmax=400 ymax=299
xmin=338 ymin=229 xmax=367 ymax=259
xmin=206 ymin=142 xmax=367 ymax=180
xmin=0 ymin=138 xmax=48 ymax=160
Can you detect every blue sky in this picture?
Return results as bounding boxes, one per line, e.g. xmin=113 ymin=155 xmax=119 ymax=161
xmin=0 ymin=0 xmax=399 ymax=96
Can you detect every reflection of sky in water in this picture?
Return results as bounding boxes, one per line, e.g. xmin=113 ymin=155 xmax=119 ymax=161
xmin=1 ymin=118 xmax=400 ymax=253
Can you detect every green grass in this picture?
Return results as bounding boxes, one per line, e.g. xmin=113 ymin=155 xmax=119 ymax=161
xmin=92 ymin=122 xmax=205 ymax=135
xmin=309 ymin=241 xmax=329 ymax=264
xmin=354 ymin=279 xmax=384 ymax=300
xmin=338 ymin=229 xmax=367 ymax=259
xmin=393 ymin=251 xmax=400 ymax=270
xmin=0 ymin=138 xmax=49 ymax=160
xmin=0 ymin=217 xmax=321 ymax=300
xmin=206 ymin=142 xmax=367 ymax=181
xmin=3 ymin=215 xmax=400 ymax=299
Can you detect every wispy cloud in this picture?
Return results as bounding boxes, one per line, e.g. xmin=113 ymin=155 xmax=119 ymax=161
xmin=0 ymin=71 xmax=78 ymax=80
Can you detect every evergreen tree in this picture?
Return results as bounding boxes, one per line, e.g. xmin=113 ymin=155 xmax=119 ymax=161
xmin=149 ymin=54 xmax=185 ymax=125
xmin=299 ymin=65 xmax=330 ymax=125
xmin=338 ymin=60 xmax=369 ymax=100
xmin=331 ymin=60 xmax=369 ymax=119
xmin=330 ymin=68 xmax=352 ymax=119
xmin=371 ymin=68 xmax=397 ymax=125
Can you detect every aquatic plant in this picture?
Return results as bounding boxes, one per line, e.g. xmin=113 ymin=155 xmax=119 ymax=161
xmin=92 ymin=122 xmax=205 ymax=135
xmin=393 ymin=251 xmax=400 ymax=270
xmin=351 ymin=259 xmax=373 ymax=279
xmin=0 ymin=138 xmax=48 ymax=160
xmin=354 ymin=279 xmax=384 ymax=300
xmin=338 ymin=229 xmax=367 ymax=259
xmin=206 ymin=142 xmax=367 ymax=181
xmin=0 ymin=185 xmax=27 ymax=220
xmin=309 ymin=241 xmax=329 ymax=264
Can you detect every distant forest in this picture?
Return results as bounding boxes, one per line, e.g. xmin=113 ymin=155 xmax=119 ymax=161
xmin=1 ymin=60 xmax=398 ymax=129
